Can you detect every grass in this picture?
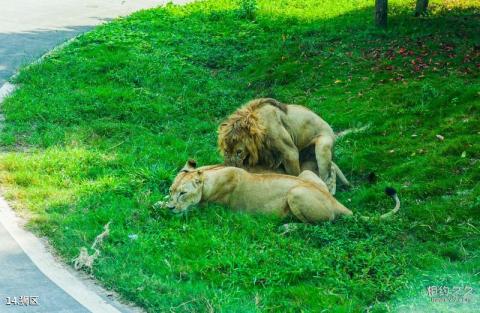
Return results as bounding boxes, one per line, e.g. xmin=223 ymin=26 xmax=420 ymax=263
xmin=1 ymin=0 xmax=479 ymax=311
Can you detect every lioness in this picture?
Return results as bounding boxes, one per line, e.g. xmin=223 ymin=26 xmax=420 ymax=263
xmin=218 ymin=98 xmax=343 ymax=194
xmin=165 ymin=160 xmax=400 ymax=223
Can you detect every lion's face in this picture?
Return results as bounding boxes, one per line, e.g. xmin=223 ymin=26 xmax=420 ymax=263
xmin=166 ymin=160 xmax=203 ymax=215
xmin=224 ymin=141 xmax=251 ymax=168
xmin=218 ymin=103 xmax=266 ymax=169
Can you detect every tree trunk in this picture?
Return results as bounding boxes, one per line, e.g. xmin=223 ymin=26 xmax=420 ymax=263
xmin=375 ymin=0 xmax=388 ymax=28
xmin=415 ymin=0 xmax=429 ymax=16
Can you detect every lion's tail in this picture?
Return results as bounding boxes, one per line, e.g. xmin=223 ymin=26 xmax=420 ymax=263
xmin=360 ymin=187 xmax=401 ymax=221
xmin=332 ymin=162 xmax=350 ymax=187
xmin=335 ymin=124 xmax=371 ymax=139
xmin=379 ymin=187 xmax=401 ymax=220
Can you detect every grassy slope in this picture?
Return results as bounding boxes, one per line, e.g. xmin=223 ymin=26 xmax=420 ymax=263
xmin=1 ymin=0 xmax=479 ymax=312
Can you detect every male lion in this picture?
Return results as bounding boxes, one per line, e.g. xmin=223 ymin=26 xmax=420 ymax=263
xmin=164 ymin=160 xmax=400 ymax=223
xmin=218 ymin=98 xmax=345 ymax=194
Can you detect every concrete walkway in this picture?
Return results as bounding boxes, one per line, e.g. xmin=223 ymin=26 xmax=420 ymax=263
xmin=0 ymin=1 xmax=190 ymax=312
xmin=0 ymin=215 xmax=88 ymax=313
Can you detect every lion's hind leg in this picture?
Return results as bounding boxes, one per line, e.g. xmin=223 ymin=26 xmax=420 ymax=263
xmin=287 ymin=186 xmax=335 ymax=223
xmin=329 ymin=165 xmax=337 ymax=195
xmin=313 ymin=135 xmax=336 ymax=194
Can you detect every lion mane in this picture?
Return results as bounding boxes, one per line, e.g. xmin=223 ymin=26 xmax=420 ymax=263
xmin=218 ymin=98 xmax=287 ymax=168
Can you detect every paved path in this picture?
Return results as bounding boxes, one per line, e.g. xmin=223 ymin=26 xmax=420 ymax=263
xmin=0 ymin=0 xmax=190 ymax=312
xmin=0 ymin=220 xmax=87 ymax=313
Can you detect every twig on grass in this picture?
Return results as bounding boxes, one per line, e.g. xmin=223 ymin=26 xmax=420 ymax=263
xmin=106 ymin=140 xmax=126 ymax=151
xmin=73 ymin=221 xmax=111 ymax=271
xmin=169 ymin=298 xmax=197 ymax=313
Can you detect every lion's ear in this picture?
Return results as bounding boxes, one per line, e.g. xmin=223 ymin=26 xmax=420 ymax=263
xmin=181 ymin=159 xmax=197 ymax=172
xmin=188 ymin=159 xmax=197 ymax=168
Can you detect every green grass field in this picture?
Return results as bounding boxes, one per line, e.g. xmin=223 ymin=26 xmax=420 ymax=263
xmin=1 ymin=0 xmax=479 ymax=312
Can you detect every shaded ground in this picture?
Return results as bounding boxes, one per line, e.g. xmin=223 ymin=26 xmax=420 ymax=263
xmin=0 ymin=28 xmax=90 ymax=85
xmin=0 ymin=0 xmax=190 ymax=85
